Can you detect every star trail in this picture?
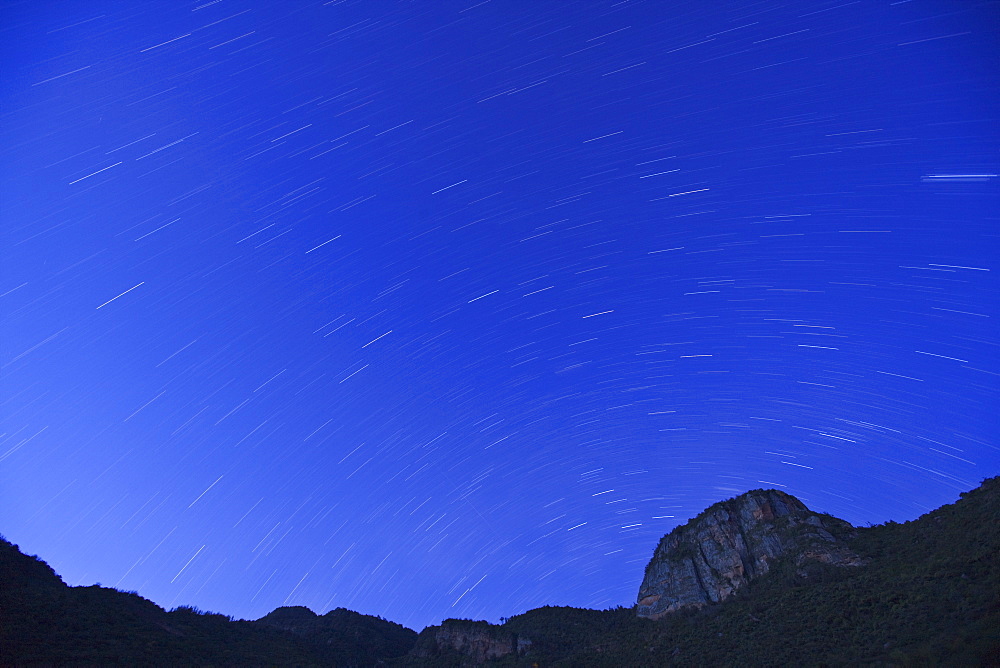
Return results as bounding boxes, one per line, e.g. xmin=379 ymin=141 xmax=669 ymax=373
xmin=2 ymin=0 xmax=997 ymax=631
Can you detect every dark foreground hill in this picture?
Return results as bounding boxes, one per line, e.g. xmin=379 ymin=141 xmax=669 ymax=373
xmin=0 ymin=541 xmax=416 ymax=666
xmin=2 ymin=477 xmax=998 ymax=666
xmin=406 ymin=477 xmax=1000 ymax=666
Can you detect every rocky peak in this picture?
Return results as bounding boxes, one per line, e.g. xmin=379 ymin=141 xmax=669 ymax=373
xmin=637 ymin=488 xmax=864 ymax=619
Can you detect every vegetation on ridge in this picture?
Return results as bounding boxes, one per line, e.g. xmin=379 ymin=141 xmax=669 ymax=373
xmin=1 ymin=477 xmax=998 ymax=666
xmin=0 ymin=542 xmax=416 ymax=665
xmin=402 ymin=477 xmax=1000 ymax=666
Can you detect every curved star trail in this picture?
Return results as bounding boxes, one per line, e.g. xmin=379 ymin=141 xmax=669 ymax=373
xmin=2 ymin=0 xmax=997 ymax=631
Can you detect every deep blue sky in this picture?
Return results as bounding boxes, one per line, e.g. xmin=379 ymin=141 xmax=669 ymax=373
xmin=2 ymin=0 xmax=997 ymax=631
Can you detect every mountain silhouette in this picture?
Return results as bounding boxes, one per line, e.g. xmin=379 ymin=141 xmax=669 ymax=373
xmin=2 ymin=477 xmax=997 ymax=665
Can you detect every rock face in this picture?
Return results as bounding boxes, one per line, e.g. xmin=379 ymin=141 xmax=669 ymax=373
xmin=637 ymin=489 xmax=864 ymax=619
xmin=411 ymin=619 xmax=531 ymax=663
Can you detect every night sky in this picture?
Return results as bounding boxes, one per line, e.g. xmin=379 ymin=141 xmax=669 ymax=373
xmin=2 ymin=0 xmax=998 ymax=631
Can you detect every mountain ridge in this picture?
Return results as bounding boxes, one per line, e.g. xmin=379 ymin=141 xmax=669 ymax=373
xmin=2 ymin=477 xmax=998 ymax=665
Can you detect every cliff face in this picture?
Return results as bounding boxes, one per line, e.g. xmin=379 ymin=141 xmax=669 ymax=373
xmin=637 ymin=489 xmax=864 ymax=619
xmin=411 ymin=619 xmax=530 ymax=663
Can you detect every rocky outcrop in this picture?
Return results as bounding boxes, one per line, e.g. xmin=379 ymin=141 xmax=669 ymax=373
xmin=637 ymin=489 xmax=864 ymax=619
xmin=411 ymin=619 xmax=531 ymax=663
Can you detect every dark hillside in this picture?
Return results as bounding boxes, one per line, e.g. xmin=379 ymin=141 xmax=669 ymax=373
xmin=0 ymin=538 xmax=417 ymax=665
xmin=2 ymin=477 xmax=997 ymax=666
xmin=400 ymin=476 xmax=1000 ymax=666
